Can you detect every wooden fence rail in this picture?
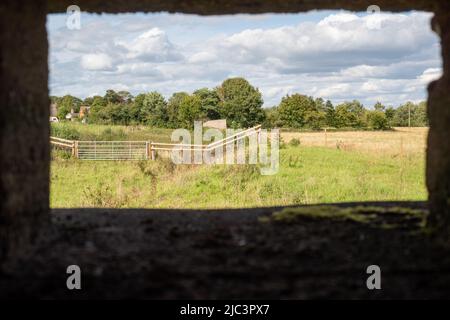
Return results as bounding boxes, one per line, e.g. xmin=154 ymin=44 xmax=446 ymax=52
xmin=49 ymin=125 xmax=263 ymax=161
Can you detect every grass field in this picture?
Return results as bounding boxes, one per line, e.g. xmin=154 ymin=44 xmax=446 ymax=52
xmin=51 ymin=122 xmax=174 ymax=142
xmin=50 ymin=124 xmax=427 ymax=208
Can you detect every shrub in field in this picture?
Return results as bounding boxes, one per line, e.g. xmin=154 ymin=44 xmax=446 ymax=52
xmin=279 ymin=136 xmax=287 ymax=149
xmin=137 ymin=158 xmax=176 ymax=180
xmin=51 ymin=123 xmax=81 ymax=140
xmin=51 ymin=149 xmax=72 ymax=160
xmin=82 ymin=182 xmax=129 ymax=207
xmin=286 ymin=155 xmax=302 ymax=168
xmin=368 ymin=110 xmax=390 ymax=130
xmin=258 ymin=181 xmax=282 ymax=200
xmin=98 ymin=127 xmax=126 ymax=141
xmin=288 ymin=138 xmax=301 ymax=147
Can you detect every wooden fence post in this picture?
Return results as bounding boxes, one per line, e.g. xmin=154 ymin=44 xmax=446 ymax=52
xmin=151 ymin=142 xmax=156 ymax=160
xmin=72 ymin=141 xmax=79 ymax=158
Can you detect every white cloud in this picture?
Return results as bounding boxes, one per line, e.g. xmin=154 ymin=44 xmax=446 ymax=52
xmin=48 ymin=11 xmax=441 ymax=108
xmin=81 ymin=53 xmax=114 ymax=71
xmin=123 ymin=28 xmax=183 ymax=62
xmin=188 ymin=51 xmax=217 ymax=63
xmin=418 ymin=68 xmax=442 ymax=84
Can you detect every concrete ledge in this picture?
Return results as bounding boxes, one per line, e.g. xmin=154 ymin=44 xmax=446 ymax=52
xmin=3 ymin=202 xmax=450 ymax=299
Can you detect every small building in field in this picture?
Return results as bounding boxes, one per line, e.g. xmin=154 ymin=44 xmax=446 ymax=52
xmin=65 ymin=108 xmax=79 ymax=121
xmin=79 ymin=106 xmax=91 ymax=119
xmin=203 ymin=119 xmax=227 ymax=130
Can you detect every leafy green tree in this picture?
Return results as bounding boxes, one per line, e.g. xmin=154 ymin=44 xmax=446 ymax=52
xmin=193 ymin=88 xmax=221 ymax=120
xmin=278 ymin=94 xmax=322 ymax=129
xmin=130 ymin=93 xmax=146 ymax=123
xmin=117 ymin=91 xmax=133 ymax=104
xmin=305 ymin=110 xmax=326 ymax=130
xmin=334 ymin=100 xmax=367 ymax=128
xmin=368 ymin=110 xmax=389 ymax=130
xmin=50 ymin=96 xmax=61 ymax=104
xmin=140 ymin=92 xmax=168 ymax=126
xmin=374 ymin=101 xmax=385 ymax=111
xmin=262 ymin=106 xmax=281 ymax=128
xmin=167 ymin=92 xmax=189 ymax=128
xmin=109 ymin=103 xmax=131 ymax=125
xmin=391 ymin=102 xmax=428 ymax=127
xmin=104 ymin=89 xmax=122 ymax=104
xmin=416 ymin=101 xmax=428 ymax=126
xmin=385 ymin=106 xmax=396 ymax=126
xmin=324 ymin=100 xmax=335 ymax=127
xmin=178 ymin=95 xmax=204 ymax=128
xmin=87 ymin=96 xmax=108 ymax=123
xmin=57 ymin=95 xmax=82 ymax=120
xmin=83 ymin=97 xmax=94 ymax=106
xmin=314 ymin=98 xmax=325 ymax=112
xmin=217 ymin=78 xmax=265 ymax=128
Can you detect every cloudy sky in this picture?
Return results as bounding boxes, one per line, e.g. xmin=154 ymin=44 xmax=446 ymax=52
xmin=47 ymin=10 xmax=442 ymax=108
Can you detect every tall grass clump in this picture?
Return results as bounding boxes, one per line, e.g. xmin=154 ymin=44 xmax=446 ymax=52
xmin=51 ymin=123 xmax=80 ymax=140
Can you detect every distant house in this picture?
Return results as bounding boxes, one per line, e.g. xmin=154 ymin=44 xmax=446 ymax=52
xmin=203 ymin=119 xmax=227 ymax=130
xmin=50 ymin=103 xmax=58 ymax=117
xmin=49 ymin=103 xmax=59 ymax=122
xmin=65 ymin=108 xmax=79 ymax=121
xmin=79 ymin=106 xmax=91 ymax=119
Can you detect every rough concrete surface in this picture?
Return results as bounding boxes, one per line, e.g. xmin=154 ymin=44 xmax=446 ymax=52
xmin=1 ymin=202 xmax=450 ymax=299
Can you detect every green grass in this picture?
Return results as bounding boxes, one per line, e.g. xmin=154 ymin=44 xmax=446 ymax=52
xmin=50 ymin=144 xmax=426 ymax=208
xmin=51 ymin=122 xmax=173 ymax=142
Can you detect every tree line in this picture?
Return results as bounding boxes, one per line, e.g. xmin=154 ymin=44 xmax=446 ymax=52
xmin=51 ymin=77 xmax=428 ymax=130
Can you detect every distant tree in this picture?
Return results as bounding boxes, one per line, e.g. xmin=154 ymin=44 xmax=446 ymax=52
xmin=130 ymin=93 xmax=146 ymax=123
xmin=391 ymin=102 xmax=428 ymax=127
xmin=278 ymin=94 xmax=323 ymax=129
xmin=305 ymin=110 xmax=326 ymax=130
xmin=104 ymin=89 xmax=122 ymax=104
xmin=140 ymin=92 xmax=168 ymax=126
xmin=178 ymin=95 xmax=204 ymax=129
xmin=374 ymin=101 xmax=385 ymax=111
xmin=167 ymin=92 xmax=189 ymax=128
xmin=416 ymin=101 xmax=428 ymax=126
xmin=368 ymin=110 xmax=389 ymax=130
xmin=334 ymin=100 xmax=367 ymax=128
xmin=217 ymin=78 xmax=265 ymax=128
xmin=324 ymin=100 xmax=335 ymax=127
xmin=193 ymin=88 xmax=221 ymax=120
xmin=117 ymin=91 xmax=134 ymax=104
xmin=385 ymin=106 xmax=396 ymax=126
xmin=83 ymin=97 xmax=94 ymax=106
xmin=110 ymin=103 xmax=131 ymax=125
xmin=315 ymin=98 xmax=325 ymax=111
xmin=50 ymin=96 xmax=61 ymax=104
xmin=57 ymin=95 xmax=82 ymax=120
xmin=262 ymin=106 xmax=281 ymax=129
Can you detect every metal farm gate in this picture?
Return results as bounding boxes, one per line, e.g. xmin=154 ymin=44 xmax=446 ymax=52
xmin=76 ymin=141 xmax=149 ymax=160
xmin=50 ymin=125 xmax=263 ymax=161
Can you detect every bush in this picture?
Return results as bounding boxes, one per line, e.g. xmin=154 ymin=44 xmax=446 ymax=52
xmin=51 ymin=123 xmax=81 ymax=140
xmin=288 ymin=138 xmax=301 ymax=147
xmin=51 ymin=149 xmax=72 ymax=160
xmin=98 ymin=128 xmax=126 ymax=141
xmin=368 ymin=111 xmax=389 ymax=130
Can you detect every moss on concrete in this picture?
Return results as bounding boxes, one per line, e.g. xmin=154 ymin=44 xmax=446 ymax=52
xmin=261 ymin=205 xmax=427 ymax=228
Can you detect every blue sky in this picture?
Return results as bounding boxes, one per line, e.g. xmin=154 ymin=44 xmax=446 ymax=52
xmin=47 ymin=10 xmax=442 ymax=108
